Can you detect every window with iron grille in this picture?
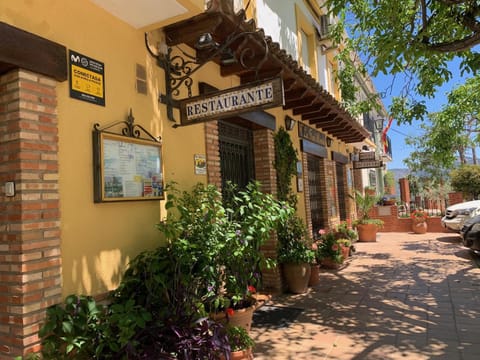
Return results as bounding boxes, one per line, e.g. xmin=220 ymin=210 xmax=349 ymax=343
xmin=218 ymin=121 xmax=255 ymax=191
xmin=307 ymin=154 xmax=325 ymax=234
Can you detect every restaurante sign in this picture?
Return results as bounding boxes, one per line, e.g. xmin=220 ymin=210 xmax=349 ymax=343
xmin=179 ymin=77 xmax=284 ymax=125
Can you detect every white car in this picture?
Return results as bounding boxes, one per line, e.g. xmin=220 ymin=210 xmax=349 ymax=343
xmin=441 ymin=200 xmax=480 ymax=232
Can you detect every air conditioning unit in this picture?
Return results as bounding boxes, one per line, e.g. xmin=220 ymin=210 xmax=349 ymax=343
xmin=318 ymin=15 xmax=331 ymax=39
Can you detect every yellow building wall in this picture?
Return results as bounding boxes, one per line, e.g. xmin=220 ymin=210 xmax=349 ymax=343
xmin=0 ymin=0 xmax=226 ymax=297
xmin=1 ymin=0 xmax=352 ymax=297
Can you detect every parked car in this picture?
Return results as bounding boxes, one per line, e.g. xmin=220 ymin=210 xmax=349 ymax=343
xmin=441 ymin=200 xmax=480 ymax=232
xmin=460 ymin=215 xmax=480 ymax=252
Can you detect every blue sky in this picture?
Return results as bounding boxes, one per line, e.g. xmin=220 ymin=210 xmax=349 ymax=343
xmin=372 ymin=59 xmax=468 ymax=169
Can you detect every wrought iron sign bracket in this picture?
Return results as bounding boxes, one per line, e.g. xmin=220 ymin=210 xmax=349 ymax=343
xmin=146 ymin=30 xmax=269 ymax=126
xmin=93 ymin=108 xmax=161 ymax=143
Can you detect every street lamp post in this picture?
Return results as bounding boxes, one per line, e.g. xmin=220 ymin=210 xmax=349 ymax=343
xmin=374 ymin=117 xmax=385 ymax=196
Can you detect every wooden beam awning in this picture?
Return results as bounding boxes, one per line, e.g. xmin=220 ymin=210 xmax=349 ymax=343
xmin=163 ymin=0 xmax=369 ymax=143
xmin=0 ymin=22 xmax=67 ymax=81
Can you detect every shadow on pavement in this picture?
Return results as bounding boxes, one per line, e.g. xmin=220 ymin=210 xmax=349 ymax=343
xmin=251 ymin=233 xmax=480 ymax=359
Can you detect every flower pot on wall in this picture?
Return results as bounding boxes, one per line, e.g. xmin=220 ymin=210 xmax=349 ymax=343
xmin=283 ymin=263 xmax=311 ymax=294
xmin=356 ymin=223 xmax=378 ymax=242
xmin=412 ymin=220 xmax=428 ymax=234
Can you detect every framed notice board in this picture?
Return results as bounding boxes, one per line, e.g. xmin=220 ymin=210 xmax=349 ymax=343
xmin=92 ymin=112 xmax=163 ymax=202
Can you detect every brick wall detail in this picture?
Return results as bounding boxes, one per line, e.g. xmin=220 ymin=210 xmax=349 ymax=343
xmin=0 ymin=70 xmax=62 ymax=357
xmin=252 ymin=128 xmax=282 ymax=293
xmin=369 ymin=205 xmax=451 ymax=233
xmin=205 ymin=121 xmax=222 ymax=189
xmin=448 ymin=192 xmax=463 ymax=206
xmin=399 ymin=178 xmax=411 ymax=205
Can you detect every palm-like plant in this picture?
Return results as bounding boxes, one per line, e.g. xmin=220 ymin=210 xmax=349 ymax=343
xmin=351 ymin=189 xmax=384 ymax=226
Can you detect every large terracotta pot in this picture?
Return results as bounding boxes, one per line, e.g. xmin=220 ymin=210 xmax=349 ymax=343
xmin=221 ymin=348 xmax=254 ymax=360
xmin=283 ymin=263 xmax=311 ymax=294
xmin=230 ymin=348 xmax=254 ymax=360
xmin=356 ymin=223 xmax=378 ymax=242
xmin=308 ymin=264 xmax=321 ymax=286
xmin=412 ymin=220 xmax=427 ymax=234
xmin=210 ymin=302 xmax=256 ymax=332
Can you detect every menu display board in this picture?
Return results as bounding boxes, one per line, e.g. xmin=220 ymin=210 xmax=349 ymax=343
xmin=93 ymin=132 xmax=163 ymax=202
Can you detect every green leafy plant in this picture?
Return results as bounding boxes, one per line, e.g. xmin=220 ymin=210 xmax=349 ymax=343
xmin=39 ymin=295 xmax=103 ymax=359
xmin=315 ymin=229 xmax=350 ymax=264
xmin=351 ymin=189 xmax=384 ymax=227
xmin=334 ymin=221 xmax=358 ymax=242
xmin=37 ymin=181 xmax=291 ymax=358
xmin=274 ymin=127 xmax=299 ymax=206
xmin=221 ymin=181 xmax=292 ymax=308
xmin=226 ymin=325 xmax=255 ymax=352
xmin=277 ymin=216 xmax=315 ymax=264
xmin=39 ymin=293 xmax=153 ymax=359
xmin=156 ymin=181 xmax=292 ymax=311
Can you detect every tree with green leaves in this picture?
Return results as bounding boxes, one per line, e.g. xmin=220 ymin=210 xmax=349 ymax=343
xmin=428 ymin=75 xmax=480 ymax=165
xmin=450 ymin=165 xmax=480 ymax=200
xmin=403 ymin=75 xmax=480 ymax=172
xmin=326 ymin=0 xmax=480 ymax=123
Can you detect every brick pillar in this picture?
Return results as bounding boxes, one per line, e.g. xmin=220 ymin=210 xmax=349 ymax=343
xmin=399 ymin=178 xmax=410 ymax=206
xmin=320 ymin=158 xmax=337 ymax=230
xmin=353 ymin=168 xmax=363 ymax=193
xmin=252 ymin=128 xmax=281 ymax=293
xmin=0 ymin=70 xmax=62 ymax=357
xmin=205 ymin=121 xmax=221 ymax=188
xmin=448 ymin=192 xmax=463 ymax=206
xmin=302 ymin=152 xmax=312 ymax=237
xmin=252 ymin=129 xmax=276 ymax=195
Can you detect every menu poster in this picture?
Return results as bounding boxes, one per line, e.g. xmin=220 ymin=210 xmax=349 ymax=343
xmin=93 ymin=132 xmax=163 ymax=202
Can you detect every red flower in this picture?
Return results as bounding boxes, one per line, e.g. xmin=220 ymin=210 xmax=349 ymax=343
xmin=247 ymin=285 xmax=256 ymax=293
xmin=331 ymin=244 xmax=339 ymax=252
xmin=226 ymin=308 xmax=235 ymax=316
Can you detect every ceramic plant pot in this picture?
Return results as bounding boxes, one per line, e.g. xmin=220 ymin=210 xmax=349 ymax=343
xmin=356 ymin=223 xmax=378 ymax=242
xmin=412 ymin=220 xmax=427 ymax=234
xmin=283 ymin=262 xmax=311 ymax=294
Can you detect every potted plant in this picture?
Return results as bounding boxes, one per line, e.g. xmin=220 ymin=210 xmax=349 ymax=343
xmin=156 ymin=181 xmax=291 ymax=332
xmin=351 ymin=189 xmax=384 ymax=242
xmin=334 ymin=221 xmax=357 ymax=242
xmin=411 ymin=209 xmax=428 ymax=234
xmin=315 ymin=229 xmax=350 ymax=269
xmin=277 ymin=215 xmax=315 ymax=294
xmin=224 ymin=326 xmax=255 ymax=360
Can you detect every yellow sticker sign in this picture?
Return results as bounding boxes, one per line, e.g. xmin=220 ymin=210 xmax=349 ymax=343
xmin=69 ymin=50 xmax=105 ymax=106
xmin=71 ymin=64 xmax=103 ymax=97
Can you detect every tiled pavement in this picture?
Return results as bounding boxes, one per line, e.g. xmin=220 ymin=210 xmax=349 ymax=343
xmin=251 ymin=232 xmax=480 ymax=360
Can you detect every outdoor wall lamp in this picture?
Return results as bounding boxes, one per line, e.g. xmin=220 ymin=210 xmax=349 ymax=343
xmin=374 ymin=116 xmax=385 ymax=132
xmin=326 ymin=136 xmax=333 ymax=147
xmin=145 ymin=30 xmax=269 ymax=124
xmin=284 ymin=115 xmax=296 ymax=131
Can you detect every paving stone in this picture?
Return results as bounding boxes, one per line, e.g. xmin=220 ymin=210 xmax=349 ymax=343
xmin=251 ymin=232 xmax=480 ymax=360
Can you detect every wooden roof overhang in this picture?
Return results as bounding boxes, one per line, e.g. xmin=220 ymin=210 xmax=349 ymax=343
xmin=163 ymin=0 xmax=369 ymax=143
